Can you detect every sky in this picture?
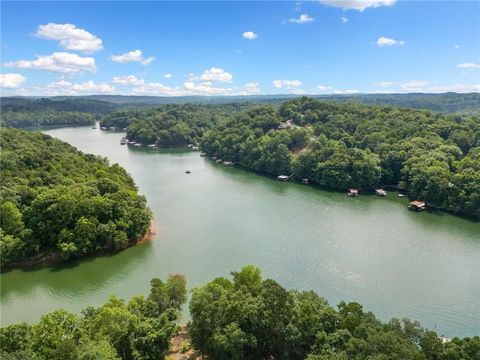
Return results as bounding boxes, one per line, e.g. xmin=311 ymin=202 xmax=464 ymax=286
xmin=1 ymin=0 xmax=479 ymax=96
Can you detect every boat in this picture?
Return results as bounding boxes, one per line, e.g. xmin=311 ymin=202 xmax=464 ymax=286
xmin=408 ymin=200 xmax=426 ymax=211
xmin=398 ymin=193 xmax=408 ymax=197
xmin=347 ymin=189 xmax=358 ymax=197
xmin=120 ymin=139 xmax=127 ymax=145
xmin=185 ymin=170 xmax=191 ymax=174
xmin=301 ymin=178 xmax=309 ymax=185
xmin=223 ymin=161 xmax=234 ymax=166
xmin=277 ymin=175 xmax=290 ymax=181
xmin=200 ymin=152 xmax=207 ymax=157
xmin=216 ymin=159 xmax=223 ymax=164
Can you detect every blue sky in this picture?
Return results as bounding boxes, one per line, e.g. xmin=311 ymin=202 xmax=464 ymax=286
xmin=1 ymin=0 xmax=479 ymax=96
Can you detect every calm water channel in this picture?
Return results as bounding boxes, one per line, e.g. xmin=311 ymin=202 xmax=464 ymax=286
xmin=1 ymin=126 xmax=479 ymax=337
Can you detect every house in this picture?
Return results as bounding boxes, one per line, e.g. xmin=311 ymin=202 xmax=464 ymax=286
xmin=148 ymin=144 xmax=157 ymax=149
xmin=375 ymin=189 xmax=387 ymax=196
xmin=348 ymin=189 xmax=358 ymax=197
xmin=408 ymin=200 xmax=426 ymax=211
xmin=301 ymin=178 xmax=309 ymax=185
xmin=191 ymin=146 xmax=199 ymax=151
xmin=277 ymin=175 xmax=290 ymax=181
xmin=278 ymin=119 xmax=294 ymax=129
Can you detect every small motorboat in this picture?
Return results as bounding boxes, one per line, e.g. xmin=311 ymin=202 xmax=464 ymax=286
xmin=185 ymin=170 xmax=191 ymax=174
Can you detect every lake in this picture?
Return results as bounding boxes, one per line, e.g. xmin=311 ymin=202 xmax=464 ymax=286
xmin=1 ymin=126 xmax=479 ymax=337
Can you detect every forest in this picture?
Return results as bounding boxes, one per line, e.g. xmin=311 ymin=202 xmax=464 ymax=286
xmin=1 ymin=266 xmax=479 ymax=360
xmin=100 ymin=97 xmax=480 ymax=218
xmin=0 ymin=98 xmax=118 ymax=128
xmin=0 ymin=128 xmax=152 ymax=267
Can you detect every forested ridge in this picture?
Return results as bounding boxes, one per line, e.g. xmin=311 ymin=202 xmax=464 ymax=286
xmin=100 ymin=103 xmax=252 ymax=147
xmin=0 ymin=98 xmax=118 ymax=128
xmin=1 ymin=267 xmax=479 ymax=360
xmin=0 ymin=128 xmax=151 ymax=267
xmin=101 ymin=97 xmax=480 ymax=218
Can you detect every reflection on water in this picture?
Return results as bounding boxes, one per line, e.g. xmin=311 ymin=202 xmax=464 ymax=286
xmin=1 ymin=126 xmax=479 ymax=338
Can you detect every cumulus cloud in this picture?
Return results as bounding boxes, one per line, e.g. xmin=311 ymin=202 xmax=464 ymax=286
xmin=319 ymin=0 xmax=396 ymax=11
xmin=273 ymin=79 xmax=302 ymax=89
xmin=110 ymin=50 xmax=155 ymax=65
xmin=163 ymin=73 xmax=172 ymax=79
xmin=112 ymin=75 xmax=145 ymax=86
xmin=46 ymin=80 xmax=115 ymax=95
xmin=131 ymin=82 xmax=183 ymax=96
xmin=197 ymin=67 xmax=233 ymax=83
xmin=183 ymin=81 xmax=233 ymax=95
xmin=428 ymin=83 xmax=480 ymax=93
xmin=341 ymin=16 xmax=349 ymax=23
xmin=333 ymin=89 xmax=360 ymax=94
xmin=316 ymin=84 xmax=333 ymax=92
xmin=0 ymin=73 xmax=26 ymax=88
xmin=401 ymin=80 xmax=429 ymax=92
xmin=35 ymin=23 xmax=103 ymax=53
xmin=243 ymin=31 xmax=258 ymax=40
xmin=375 ymin=37 xmax=405 ymax=46
xmin=3 ymin=52 xmax=96 ymax=74
xmin=289 ymin=14 xmax=315 ymax=24
xmin=374 ymin=81 xmax=398 ymax=87
xmin=457 ymin=62 xmax=480 ymax=69
xmin=371 ymin=80 xmax=479 ymax=93
xmin=240 ymin=82 xmax=261 ymax=95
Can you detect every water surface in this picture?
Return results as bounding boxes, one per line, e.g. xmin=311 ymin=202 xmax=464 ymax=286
xmin=1 ymin=126 xmax=479 ymax=337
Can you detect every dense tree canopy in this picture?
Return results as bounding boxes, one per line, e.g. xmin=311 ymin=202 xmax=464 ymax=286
xmin=0 ymin=128 xmax=151 ymax=267
xmin=0 ymin=98 xmax=118 ymax=128
xmin=100 ymin=103 xmax=253 ymax=147
xmin=0 ymin=274 xmax=187 ymax=360
xmin=190 ymin=266 xmax=480 ymax=360
xmin=200 ymin=98 xmax=480 ymax=218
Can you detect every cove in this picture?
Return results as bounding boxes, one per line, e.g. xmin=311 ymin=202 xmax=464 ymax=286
xmin=1 ymin=126 xmax=479 ymax=338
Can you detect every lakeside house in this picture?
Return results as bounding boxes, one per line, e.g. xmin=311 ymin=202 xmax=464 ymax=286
xmin=375 ymin=189 xmax=387 ymax=196
xmin=278 ymin=119 xmax=294 ymax=129
xmin=348 ymin=189 xmax=359 ymax=197
xmin=408 ymin=200 xmax=426 ymax=211
xmin=277 ymin=175 xmax=290 ymax=181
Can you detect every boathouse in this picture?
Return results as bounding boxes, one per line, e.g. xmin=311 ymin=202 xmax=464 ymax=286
xmin=408 ymin=200 xmax=426 ymax=211
xmin=375 ymin=189 xmax=387 ymax=196
xmin=348 ymin=189 xmax=358 ymax=197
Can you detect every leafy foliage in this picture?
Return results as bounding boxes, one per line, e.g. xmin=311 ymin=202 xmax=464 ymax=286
xmin=190 ymin=266 xmax=480 ymax=360
xmin=200 ymin=98 xmax=480 ymax=218
xmin=0 ymin=128 xmax=151 ymax=266
xmin=0 ymin=98 xmax=118 ymax=128
xmin=0 ymin=274 xmax=187 ymax=360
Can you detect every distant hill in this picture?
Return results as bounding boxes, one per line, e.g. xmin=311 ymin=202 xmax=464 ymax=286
xmin=2 ymin=92 xmax=479 ymax=115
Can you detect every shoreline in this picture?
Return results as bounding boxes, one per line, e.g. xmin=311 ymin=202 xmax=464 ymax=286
xmin=1 ymin=221 xmax=156 ymax=273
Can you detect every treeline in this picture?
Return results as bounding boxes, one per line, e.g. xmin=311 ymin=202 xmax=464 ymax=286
xmin=2 ymin=267 xmax=479 ymax=359
xmin=0 ymin=98 xmax=118 ymax=128
xmin=100 ymin=103 xmax=252 ymax=147
xmin=0 ymin=128 xmax=151 ymax=267
xmin=201 ymin=98 xmax=480 ymax=218
xmin=0 ymin=274 xmax=187 ymax=360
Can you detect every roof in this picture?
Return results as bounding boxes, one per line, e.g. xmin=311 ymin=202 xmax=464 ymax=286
xmin=409 ymin=200 xmax=425 ymax=206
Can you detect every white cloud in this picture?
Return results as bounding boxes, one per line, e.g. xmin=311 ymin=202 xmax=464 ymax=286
xmin=132 ymin=82 xmax=183 ymax=96
xmin=341 ymin=16 xmax=349 ymax=23
xmin=374 ymin=81 xmax=398 ymax=87
xmin=110 ymin=50 xmax=155 ymax=65
xmin=183 ymin=81 xmax=233 ymax=95
xmin=289 ymin=14 xmax=315 ymax=24
xmin=241 ymin=82 xmax=261 ymax=95
xmin=197 ymin=67 xmax=233 ymax=83
xmin=319 ymin=0 xmax=396 ymax=11
xmin=3 ymin=52 xmax=96 ymax=74
xmin=333 ymin=89 xmax=360 ymax=94
xmin=375 ymin=37 xmax=405 ymax=46
xmin=112 ymin=75 xmax=145 ymax=86
xmin=273 ymin=79 xmax=302 ymax=89
xmin=401 ymin=80 xmax=429 ymax=92
xmin=316 ymin=84 xmax=333 ymax=92
xmin=454 ymin=44 xmax=460 ymax=49
xmin=0 ymin=73 xmax=26 ymax=88
xmin=457 ymin=62 xmax=480 ymax=69
xmin=243 ymin=31 xmax=258 ymax=40
xmin=35 ymin=23 xmax=103 ymax=53
xmin=428 ymin=83 xmax=480 ymax=93
xmin=163 ymin=73 xmax=172 ymax=79
xmin=46 ymin=80 xmax=115 ymax=95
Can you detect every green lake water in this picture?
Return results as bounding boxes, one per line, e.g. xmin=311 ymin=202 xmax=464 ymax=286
xmin=1 ymin=126 xmax=479 ymax=337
